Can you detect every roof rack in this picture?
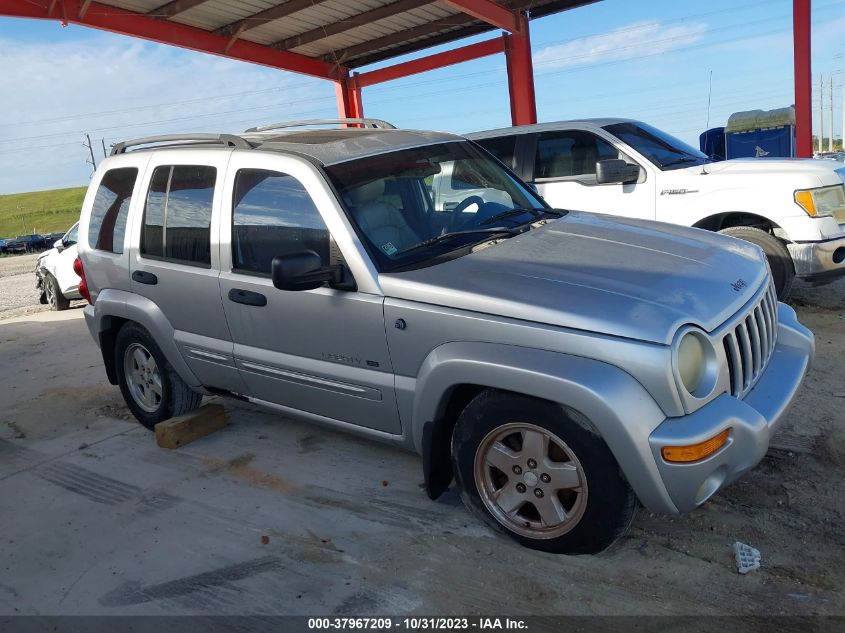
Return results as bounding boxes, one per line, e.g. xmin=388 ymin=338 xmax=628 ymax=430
xmin=243 ymin=118 xmax=396 ymax=133
xmin=110 ymin=133 xmax=251 ymax=156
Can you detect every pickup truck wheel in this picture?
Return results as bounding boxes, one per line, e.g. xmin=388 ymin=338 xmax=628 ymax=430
xmin=44 ymin=273 xmax=70 ymax=311
xmin=114 ymin=323 xmax=202 ymax=429
xmin=718 ymin=226 xmax=794 ymax=300
xmin=452 ymin=390 xmax=636 ymax=554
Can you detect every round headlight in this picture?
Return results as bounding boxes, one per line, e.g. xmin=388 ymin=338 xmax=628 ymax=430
xmin=677 ymin=330 xmax=709 ymax=395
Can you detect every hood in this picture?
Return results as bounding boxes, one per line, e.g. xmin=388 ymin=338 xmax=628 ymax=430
xmin=379 ymin=212 xmax=769 ymax=345
xmin=687 ymin=158 xmax=845 ymax=185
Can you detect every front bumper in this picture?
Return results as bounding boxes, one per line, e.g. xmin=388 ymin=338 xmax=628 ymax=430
xmin=787 ymin=231 xmax=845 ymax=281
xmin=647 ymin=303 xmax=814 ymax=512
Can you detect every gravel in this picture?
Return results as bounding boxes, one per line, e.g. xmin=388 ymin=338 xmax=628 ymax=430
xmin=0 ymin=252 xmax=84 ymax=319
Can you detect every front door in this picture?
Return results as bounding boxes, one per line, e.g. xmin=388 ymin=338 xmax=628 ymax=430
xmin=530 ymin=129 xmax=656 ymax=220
xmin=218 ymin=155 xmax=400 ymax=434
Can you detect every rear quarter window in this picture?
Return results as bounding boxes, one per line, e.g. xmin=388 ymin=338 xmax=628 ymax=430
xmin=88 ymin=167 xmax=138 ymax=254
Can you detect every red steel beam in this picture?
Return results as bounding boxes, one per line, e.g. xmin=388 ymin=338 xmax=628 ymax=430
xmin=437 ymin=0 xmax=519 ymax=32
xmin=356 ymin=37 xmax=505 ymax=87
xmin=335 ymin=74 xmax=364 ymax=120
xmin=504 ymin=14 xmax=536 ymax=125
xmin=0 ymin=0 xmax=342 ymax=80
xmin=793 ymin=0 xmax=812 ymax=157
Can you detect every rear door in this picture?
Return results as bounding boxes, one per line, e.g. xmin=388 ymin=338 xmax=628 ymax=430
xmin=218 ymin=152 xmax=400 ymax=434
xmin=528 ymin=128 xmax=656 ymax=219
xmin=129 ymin=150 xmax=244 ymax=393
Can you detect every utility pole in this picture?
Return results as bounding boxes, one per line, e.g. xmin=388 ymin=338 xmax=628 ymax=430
xmin=83 ymin=133 xmax=97 ymax=174
xmin=829 ymin=76 xmax=834 ymax=152
xmin=101 ymin=138 xmax=108 ymax=160
xmin=818 ymin=75 xmax=824 ymax=153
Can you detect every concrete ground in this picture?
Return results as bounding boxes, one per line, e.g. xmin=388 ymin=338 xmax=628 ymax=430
xmin=0 ymin=280 xmax=843 ymax=617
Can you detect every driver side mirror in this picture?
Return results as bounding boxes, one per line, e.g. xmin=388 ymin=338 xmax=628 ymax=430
xmin=53 ymin=238 xmax=64 ymax=252
xmin=271 ymin=251 xmax=346 ymax=292
xmin=596 ymin=159 xmax=640 ymax=185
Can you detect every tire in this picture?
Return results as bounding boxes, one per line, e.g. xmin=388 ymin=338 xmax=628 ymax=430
xmin=44 ymin=273 xmax=70 ymax=311
xmin=114 ymin=322 xmax=202 ymax=430
xmin=451 ymin=389 xmax=636 ymax=554
xmin=718 ymin=226 xmax=795 ymax=300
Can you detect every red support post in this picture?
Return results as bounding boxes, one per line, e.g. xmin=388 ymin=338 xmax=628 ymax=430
xmin=335 ymin=74 xmax=364 ymax=122
xmin=793 ymin=0 xmax=812 ymax=157
xmin=504 ymin=13 xmax=537 ymax=126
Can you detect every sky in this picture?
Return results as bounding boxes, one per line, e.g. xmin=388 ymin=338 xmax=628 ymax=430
xmin=0 ymin=0 xmax=844 ymax=194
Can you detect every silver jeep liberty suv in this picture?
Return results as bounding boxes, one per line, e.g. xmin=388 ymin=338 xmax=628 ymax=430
xmin=77 ymin=119 xmax=814 ymax=554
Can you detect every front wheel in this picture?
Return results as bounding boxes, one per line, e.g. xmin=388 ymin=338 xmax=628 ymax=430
xmin=114 ymin=322 xmax=202 ymax=429
xmin=719 ymin=226 xmax=795 ymax=300
xmin=451 ymin=390 xmax=636 ymax=554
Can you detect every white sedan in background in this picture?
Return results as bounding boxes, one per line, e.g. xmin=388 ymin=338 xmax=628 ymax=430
xmin=35 ymin=222 xmax=81 ymax=310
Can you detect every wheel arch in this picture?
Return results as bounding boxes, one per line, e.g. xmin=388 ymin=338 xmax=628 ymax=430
xmin=412 ymin=342 xmax=677 ymax=513
xmin=693 ymin=211 xmax=784 ymax=234
xmin=90 ymin=288 xmax=201 ymax=388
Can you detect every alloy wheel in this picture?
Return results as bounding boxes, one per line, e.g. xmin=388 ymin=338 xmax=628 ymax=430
xmin=123 ymin=343 xmax=163 ymax=413
xmin=473 ymin=422 xmax=588 ymax=539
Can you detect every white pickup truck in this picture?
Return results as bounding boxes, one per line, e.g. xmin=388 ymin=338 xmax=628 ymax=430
xmin=468 ymin=119 xmax=845 ymax=299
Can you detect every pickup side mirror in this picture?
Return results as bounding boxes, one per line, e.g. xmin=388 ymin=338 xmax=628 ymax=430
xmin=271 ymin=251 xmax=344 ymax=292
xmin=53 ymin=238 xmax=64 ymax=251
xmin=596 ymin=159 xmax=640 ymax=185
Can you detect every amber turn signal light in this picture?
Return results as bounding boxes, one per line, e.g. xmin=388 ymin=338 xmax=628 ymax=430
xmin=661 ymin=429 xmax=731 ymax=463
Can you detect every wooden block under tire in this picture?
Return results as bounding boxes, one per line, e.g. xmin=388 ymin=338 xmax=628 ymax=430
xmin=155 ymin=403 xmax=227 ymax=449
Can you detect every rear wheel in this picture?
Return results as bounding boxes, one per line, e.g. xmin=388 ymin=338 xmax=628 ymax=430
xmin=114 ymin=322 xmax=202 ymax=429
xmin=719 ymin=226 xmax=794 ymax=300
xmin=44 ymin=273 xmax=70 ymax=311
xmin=451 ymin=390 xmax=636 ymax=554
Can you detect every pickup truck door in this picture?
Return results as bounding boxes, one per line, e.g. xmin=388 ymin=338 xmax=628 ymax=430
xmin=218 ymin=154 xmax=400 ymax=435
xmin=527 ymin=129 xmax=656 ymax=220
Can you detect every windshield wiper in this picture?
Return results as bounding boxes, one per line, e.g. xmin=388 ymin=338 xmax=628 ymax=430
xmin=400 ymin=226 xmax=523 ymax=256
xmin=662 ymin=156 xmax=704 ymax=168
xmin=480 ymin=207 xmax=564 ymax=226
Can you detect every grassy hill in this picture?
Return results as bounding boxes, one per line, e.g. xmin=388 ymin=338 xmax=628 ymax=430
xmin=0 ymin=187 xmax=86 ymax=238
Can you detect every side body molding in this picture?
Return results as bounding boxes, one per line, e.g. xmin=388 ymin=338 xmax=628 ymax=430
xmin=410 ymin=342 xmax=677 ymax=513
xmin=87 ymin=288 xmax=201 ymax=388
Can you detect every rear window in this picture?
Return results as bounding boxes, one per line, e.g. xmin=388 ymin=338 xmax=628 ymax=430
xmin=88 ymin=167 xmax=138 ymax=254
xmin=141 ymin=165 xmax=216 ymax=267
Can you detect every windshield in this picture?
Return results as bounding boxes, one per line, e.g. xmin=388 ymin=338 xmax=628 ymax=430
xmin=603 ymin=122 xmax=710 ymax=170
xmin=324 ymin=141 xmax=549 ymax=271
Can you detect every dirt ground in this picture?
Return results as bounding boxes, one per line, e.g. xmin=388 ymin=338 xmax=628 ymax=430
xmin=0 ymin=249 xmax=842 ymax=620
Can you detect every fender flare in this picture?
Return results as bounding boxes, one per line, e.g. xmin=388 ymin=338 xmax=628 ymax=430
xmin=90 ymin=288 xmax=201 ymax=388
xmin=411 ymin=342 xmax=677 ymax=513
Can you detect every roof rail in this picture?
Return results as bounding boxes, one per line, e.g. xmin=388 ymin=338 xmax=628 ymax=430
xmin=110 ymin=133 xmax=251 ymax=156
xmin=244 ymin=118 xmax=396 ymax=133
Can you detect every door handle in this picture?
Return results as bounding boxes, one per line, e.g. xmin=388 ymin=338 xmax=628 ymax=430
xmin=228 ymin=288 xmax=267 ymax=307
xmin=132 ymin=270 xmax=158 ymax=285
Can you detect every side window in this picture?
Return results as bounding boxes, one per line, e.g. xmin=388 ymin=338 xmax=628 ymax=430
xmin=534 ymin=131 xmax=618 ymax=180
xmin=475 ymin=136 xmax=518 ymax=169
xmin=232 ymin=169 xmax=329 ymax=276
xmin=88 ymin=167 xmax=138 ymax=254
xmin=64 ymin=224 xmax=79 ymax=246
xmin=141 ymin=165 xmax=216 ymax=267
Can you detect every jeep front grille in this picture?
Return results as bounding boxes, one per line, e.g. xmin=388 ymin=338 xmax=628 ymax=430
xmin=722 ymin=282 xmax=778 ymax=397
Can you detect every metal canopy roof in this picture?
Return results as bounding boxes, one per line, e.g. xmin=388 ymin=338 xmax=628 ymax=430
xmin=72 ymin=0 xmax=596 ymax=70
